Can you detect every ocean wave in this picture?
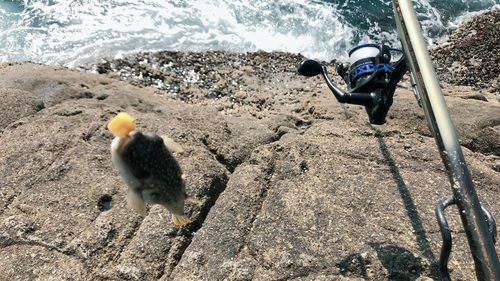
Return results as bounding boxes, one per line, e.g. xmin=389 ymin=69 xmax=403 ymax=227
xmin=0 ymin=0 xmax=498 ymax=67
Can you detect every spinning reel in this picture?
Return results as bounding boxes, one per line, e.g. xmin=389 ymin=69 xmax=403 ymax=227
xmin=298 ymin=43 xmax=407 ymax=125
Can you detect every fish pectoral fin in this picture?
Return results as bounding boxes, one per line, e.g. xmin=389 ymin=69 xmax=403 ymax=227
xmin=126 ymin=188 xmax=147 ymax=217
xmin=187 ymin=196 xmax=202 ymax=205
xmin=172 ymin=214 xmax=192 ymax=226
xmin=162 ymin=136 xmax=184 ymax=153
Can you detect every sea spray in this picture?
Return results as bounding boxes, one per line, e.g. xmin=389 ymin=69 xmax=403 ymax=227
xmin=0 ymin=0 xmax=498 ymax=67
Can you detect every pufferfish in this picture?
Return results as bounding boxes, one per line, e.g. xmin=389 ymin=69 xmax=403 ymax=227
xmin=108 ymin=112 xmax=201 ymax=226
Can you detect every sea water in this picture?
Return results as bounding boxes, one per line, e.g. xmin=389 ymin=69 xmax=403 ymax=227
xmin=0 ymin=0 xmax=499 ymax=68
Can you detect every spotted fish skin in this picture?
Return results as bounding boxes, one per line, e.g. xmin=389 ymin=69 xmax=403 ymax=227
xmin=111 ymin=131 xmax=198 ymax=226
xmin=122 ymin=132 xmax=184 ymax=188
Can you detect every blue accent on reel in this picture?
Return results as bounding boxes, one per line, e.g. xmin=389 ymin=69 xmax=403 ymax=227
xmin=351 ymin=63 xmax=392 ymax=80
xmin=376 ymin=63 xmax=392 ymax=74
xmin=351 ymin=63 xmax=375 ymax=79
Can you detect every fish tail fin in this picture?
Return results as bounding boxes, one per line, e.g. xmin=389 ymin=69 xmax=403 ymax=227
xmin=172 ymin=214 xmax=192 ymax=226
xmin=126 ymin=188 xmax=147 ymax=217
xmin=162 ymin=136 xmax=184 ymax=152
xmin=187 ymin=196 xmax=202 ymax=205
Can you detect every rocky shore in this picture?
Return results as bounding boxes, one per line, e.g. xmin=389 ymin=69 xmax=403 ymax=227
xmin=431 ymin=9 xmax=500 ymax=94
xmin=1 ymin=9 xmax=500 ymax=281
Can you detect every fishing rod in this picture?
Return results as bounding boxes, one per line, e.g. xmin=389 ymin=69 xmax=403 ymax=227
xmin=297 ymin=0 xmax=500 ymax=279
xmin=393 ymin=0 xmax=500 ymax=279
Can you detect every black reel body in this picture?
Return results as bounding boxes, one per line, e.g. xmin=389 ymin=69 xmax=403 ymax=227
xmin=298 ymin=43 xmax=407 ymax=125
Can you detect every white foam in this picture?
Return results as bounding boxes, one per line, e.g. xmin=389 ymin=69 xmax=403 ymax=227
xmin=0 ymin=0 xmax=499 ymax=67
xmin=0 ymin=0 xmax=354 ymax=66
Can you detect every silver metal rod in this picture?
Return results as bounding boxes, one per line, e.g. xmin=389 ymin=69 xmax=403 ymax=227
xmin=392 ymin=0 xmax=500 ymax=279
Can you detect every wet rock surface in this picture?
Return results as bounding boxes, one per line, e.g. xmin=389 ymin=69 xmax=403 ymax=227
xmin=1 ymin=11 xmax=500 ymax=280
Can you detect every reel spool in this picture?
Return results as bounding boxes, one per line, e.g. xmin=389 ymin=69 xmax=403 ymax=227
xmin=347 ymin=44 xmax=392 ymax=93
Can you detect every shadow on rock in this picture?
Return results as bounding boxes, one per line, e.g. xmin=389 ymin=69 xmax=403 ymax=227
xmin=370 ymin=124 xmax=440 ymax=278
xmin=369 ymin=242 xmax=423 ymax=280
xmin=338 ymin=253 xmax=370 ymax=280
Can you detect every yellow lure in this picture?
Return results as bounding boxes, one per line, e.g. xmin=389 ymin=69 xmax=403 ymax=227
xmin=108 ymin=112 xmax=136 ymax=137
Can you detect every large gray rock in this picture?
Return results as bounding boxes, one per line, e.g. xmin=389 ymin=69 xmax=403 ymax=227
xmin=0 ymin=45 xmax=499 ymax=281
